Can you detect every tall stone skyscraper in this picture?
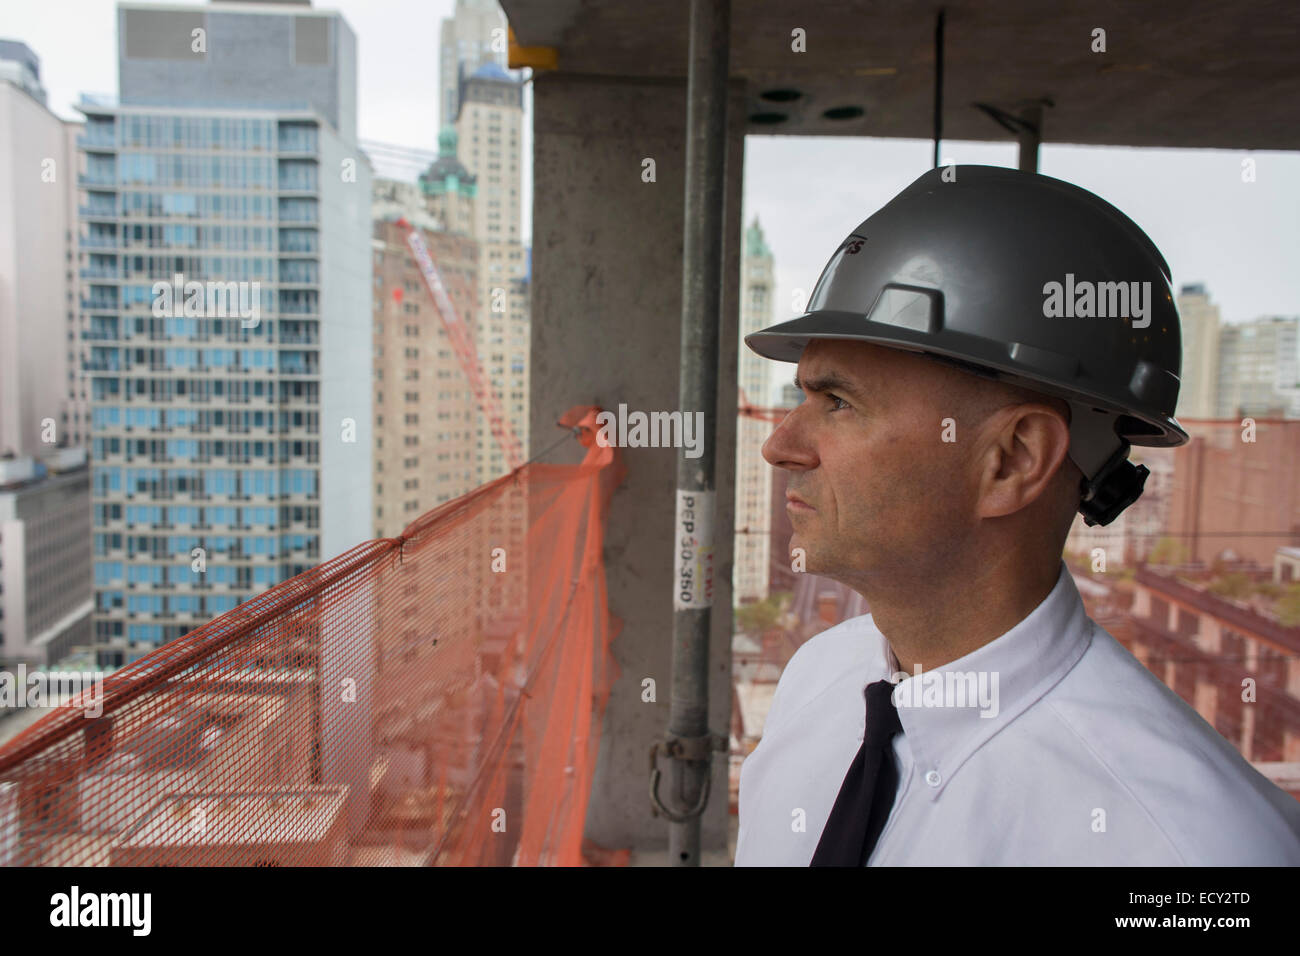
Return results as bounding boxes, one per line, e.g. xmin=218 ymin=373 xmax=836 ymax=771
xmin=420 ymin=127 xmax=477 ymax=238
xmin=369 ymin=172 xmax=479 ymax=539
xmin=441 ymin=40 xmax=529 ymax=634
xmin=453 ymin=62 xmax=528 ymax=485
xmin=439 ymin=0 xmax=508 ymax=132
xmin=1176 ymin=283 xmax=1222 ymax=421
xmin=79 ymin=2 xmax=371 ymax=664
xmin=735 ymin=218 xmax=775 ymax=604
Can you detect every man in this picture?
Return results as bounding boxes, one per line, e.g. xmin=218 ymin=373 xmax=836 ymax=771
xmin=734 ymin=165 xmax=1300 ymax=866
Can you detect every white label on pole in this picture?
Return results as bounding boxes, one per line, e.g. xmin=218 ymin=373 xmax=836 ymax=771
xmin=674 ymin=489 xmax=714 ymax=610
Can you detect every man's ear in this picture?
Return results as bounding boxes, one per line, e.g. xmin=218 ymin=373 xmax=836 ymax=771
xmin=974 ymin=403 xmax=1072 ymax=520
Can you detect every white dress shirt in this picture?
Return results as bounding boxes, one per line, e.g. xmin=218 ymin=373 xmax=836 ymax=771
xmin=735 ymin=560 xmax=1300 ymax=865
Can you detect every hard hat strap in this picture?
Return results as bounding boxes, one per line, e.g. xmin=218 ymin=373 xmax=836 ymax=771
xmin=1065 ymin=401 xmax=1126 ymax=482
xmin=1066 ymin=400 xmax=1149 ymax=525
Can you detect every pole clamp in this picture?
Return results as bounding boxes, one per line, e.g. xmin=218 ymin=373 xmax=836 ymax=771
xmin=648 ymin=731 xmax=729 ymax=822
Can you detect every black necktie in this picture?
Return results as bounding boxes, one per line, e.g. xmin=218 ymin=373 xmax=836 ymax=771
xmin=810 ymin=678 xmax=904 ymax=866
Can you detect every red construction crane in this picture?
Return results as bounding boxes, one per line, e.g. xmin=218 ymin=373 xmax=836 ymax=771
xmin=395 ymin=216 xmax=524 ymax=471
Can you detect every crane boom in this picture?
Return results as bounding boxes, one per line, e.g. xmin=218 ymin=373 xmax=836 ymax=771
xmin=396 ymin=217 xmax=524 ymax=471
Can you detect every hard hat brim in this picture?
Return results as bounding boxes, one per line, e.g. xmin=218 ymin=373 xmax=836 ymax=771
xmin=745 ymin=310 xmax=1190 ymax=449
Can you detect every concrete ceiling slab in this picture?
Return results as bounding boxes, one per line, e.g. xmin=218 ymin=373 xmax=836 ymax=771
xmin=502 ymin=0 xmax=1300 ymax=150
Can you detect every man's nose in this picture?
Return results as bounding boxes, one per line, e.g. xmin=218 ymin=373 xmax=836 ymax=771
xmin=761 ymin=404 xmax=816 ymax=471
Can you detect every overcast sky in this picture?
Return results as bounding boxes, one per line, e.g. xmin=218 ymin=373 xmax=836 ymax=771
xmin=10 ymin=0 xmax=1298 ymax=350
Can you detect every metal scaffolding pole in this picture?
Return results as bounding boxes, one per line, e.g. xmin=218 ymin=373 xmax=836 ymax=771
xmin=647 ymin=0 xmax=730 ymax=866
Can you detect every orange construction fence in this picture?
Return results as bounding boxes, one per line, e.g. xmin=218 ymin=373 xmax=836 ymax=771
xmin=0 ymin=406 xmax=628 ymax=866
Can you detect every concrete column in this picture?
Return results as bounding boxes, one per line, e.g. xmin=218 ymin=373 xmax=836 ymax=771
xmin=530 ymin=73 xmax=747 ymax=857
xmin=1284 ymin=727 xmax=1300 ymax=763
xmin=1242 ymin=638 xmax=1259 ymax=759
xmin=1132 ymin=586 xmax=1150 ymax=618
xmin=1241 ymin=697 xmax=1255 ymax=760
xmin=1194 ymin=679 xmax=1217 ymax=728
xmin=1198 ymin=616 xmax=1221 ymax=654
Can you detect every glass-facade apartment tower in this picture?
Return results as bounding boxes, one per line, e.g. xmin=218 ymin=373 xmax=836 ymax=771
xmin=80 ymin=2 xmax=371 ymax=665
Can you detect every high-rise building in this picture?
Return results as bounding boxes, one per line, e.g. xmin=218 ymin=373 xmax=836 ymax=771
xmin=453 ymin=62 xmax=528 ymax=484
xmin=420 ymin=127 xmax=477 ymax=238
xmin=0 ymin=40 xmax=85 ymax=455
xmin=0 ymin=39 xmax=47 ymax=103
xmin=768 ymin=386 xmax=802 ymax=599
xmin=1216 ymin=316 xmax=1300 ymax=419
xmin=0 ymin=451 xmax=93 ymax=668
xmin=438 ymin=49 xmax=529 ymax=634
xmin=1176 ymin=284 xmax=1221 ymax=421
xmin=370 ymin=176 xmax=479 ymax=539
xmin=735 ymin=218 xmax=774 ymax=604
xmin=79 ymin=2 xmax=372 ymax=664
xmin=438 ymin=0 xmax=508 ymax=132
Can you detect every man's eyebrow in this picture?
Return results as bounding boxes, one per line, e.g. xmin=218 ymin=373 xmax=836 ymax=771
xmin=792 ymin=371 xmax=866 ymax=400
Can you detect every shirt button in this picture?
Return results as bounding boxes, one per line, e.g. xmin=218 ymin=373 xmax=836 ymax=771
xmin=925 ymin=770 xmax=942 ymax=787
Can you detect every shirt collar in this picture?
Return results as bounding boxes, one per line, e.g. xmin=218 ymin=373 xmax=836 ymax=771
xmin=871 ymin=559 xmax=1093 ymax=800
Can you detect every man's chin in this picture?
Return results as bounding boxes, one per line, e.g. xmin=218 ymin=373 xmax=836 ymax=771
xmin=788 ymin=536 xmax=854 ymax=582
xmin=788 ymin=532 xmax=819 ymax=570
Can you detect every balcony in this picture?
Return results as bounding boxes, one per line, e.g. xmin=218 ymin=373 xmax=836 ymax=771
xmin=80 ymin=266 xmax=122 ymax=280
xmin=277 ymin=175 xmax=319 ymax=193
xmin=77 ymin=92 xmax=119 ymax=108
xmin=78 ymin=132 xmax=117 ymax=150
xmin=1135 ymin=566 xmax=1300 ymax=651
xmin=277 ymin=134 xmax=319 ymax=155
xmin=278 ymin=232 xmax=319 ymax=254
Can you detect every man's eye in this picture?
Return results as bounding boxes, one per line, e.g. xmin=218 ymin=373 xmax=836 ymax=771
xmin=827 ymin=393 xmax=849 ymax=411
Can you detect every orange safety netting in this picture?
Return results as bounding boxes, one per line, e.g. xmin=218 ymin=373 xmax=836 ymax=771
xmin=0 ymin=406 xmax=628 ymax=866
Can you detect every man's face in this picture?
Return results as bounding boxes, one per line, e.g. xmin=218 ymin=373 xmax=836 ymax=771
xmin=761 ymin=339 xmax=980 ymax=590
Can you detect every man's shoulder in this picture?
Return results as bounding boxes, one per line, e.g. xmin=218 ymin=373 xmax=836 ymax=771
xmin=765 ymin=613 xmax=884 ymax=734
xmin=782 ymin=613 xmax=886 ymax=686
xmin=1037 ymin=621 xmax=1300 ymax=863
xmin=784 ymin=612 xmax=882 ymax=672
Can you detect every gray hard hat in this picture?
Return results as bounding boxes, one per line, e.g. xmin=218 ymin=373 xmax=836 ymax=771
xmin=744 ymin=164 xmax=1189 ymax=526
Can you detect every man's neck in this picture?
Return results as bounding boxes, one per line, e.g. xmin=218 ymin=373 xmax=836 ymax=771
xmin=865 ymin=553 xmax=1062 ymax=675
